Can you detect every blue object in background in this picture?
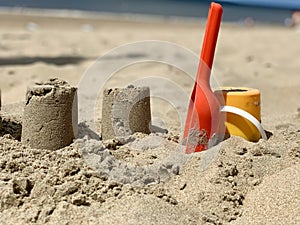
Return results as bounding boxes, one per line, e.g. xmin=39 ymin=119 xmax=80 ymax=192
xmin=0 ymin=0 xmax=295 ymax=24
xmin=217 ymin=0 xmax=300 ymax=10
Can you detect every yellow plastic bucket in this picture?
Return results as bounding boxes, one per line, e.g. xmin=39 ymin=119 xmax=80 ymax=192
xmin=214 ymin=87 xmax=262 ymax=142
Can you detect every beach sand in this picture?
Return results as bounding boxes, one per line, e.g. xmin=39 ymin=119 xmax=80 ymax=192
xmin=0 ymin=10 xmax=299 ymax=224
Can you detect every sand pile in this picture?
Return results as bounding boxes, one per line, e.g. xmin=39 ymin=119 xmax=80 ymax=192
xmin=0 ymin=102 xmax=299 ymax=224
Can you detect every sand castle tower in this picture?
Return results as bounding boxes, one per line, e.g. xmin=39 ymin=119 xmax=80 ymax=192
xmin=21 ymin=78 xmax=77 ymax=150
xmin=101 ymin=85 xmax=151 ymax=141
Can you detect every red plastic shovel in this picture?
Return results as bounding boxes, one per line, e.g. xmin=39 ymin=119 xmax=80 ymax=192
xmin=183 ymin=2 xmax=223 ymax=153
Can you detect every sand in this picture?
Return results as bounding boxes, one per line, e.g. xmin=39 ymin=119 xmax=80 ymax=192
xmin=22 ymin=78 xmax=77 ymax=150
xmin=0 ymin=9 xmax=299 ymax=225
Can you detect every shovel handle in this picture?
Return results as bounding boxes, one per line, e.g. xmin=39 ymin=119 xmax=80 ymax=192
xmin=200 ymin=2 xmax=223 ymax=69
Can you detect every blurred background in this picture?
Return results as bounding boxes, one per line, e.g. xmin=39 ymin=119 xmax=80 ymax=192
xmin=0 ymin=0 xmax=299 ymax=117
xmin=0 ymin=0 xmax=299 ymax=25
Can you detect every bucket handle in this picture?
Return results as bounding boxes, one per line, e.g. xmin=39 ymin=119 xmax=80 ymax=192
xmin=220 ymin=106 xmax=267 ymax=140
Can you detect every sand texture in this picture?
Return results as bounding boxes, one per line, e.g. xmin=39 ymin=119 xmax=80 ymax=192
xmin=102 ymin=86 xmax=151 ymax=140
xmin=21 ymin=78 xmax=77 ymax=150
xmin=0 ymin=10 xmax=299 ymax=225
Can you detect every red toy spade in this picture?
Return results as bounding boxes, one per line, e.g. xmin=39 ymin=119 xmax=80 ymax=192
xmin=183 ymin=2 xmax=223 ymax=153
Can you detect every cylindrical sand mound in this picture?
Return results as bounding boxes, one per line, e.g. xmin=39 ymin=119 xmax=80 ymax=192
xmin=21 ymin=78 xmax=77 ymax=150
xmin=101 ymin=85 xmax=151 ymax=141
